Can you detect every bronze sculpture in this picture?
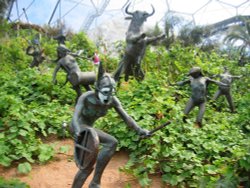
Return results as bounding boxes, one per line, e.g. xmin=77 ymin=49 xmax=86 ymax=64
xmin=113 ymin=3 xmax=165 ymax=82
xmin=176 ymin=67 xmax=228 ymax=127
xmin=52 ymin=44 xmax=96 ymax=100
xmin=70 ymin=63 xmax=150 ymax=188
xmin=26 ymin=39 xmax=46 ymax=68
xmin=212 ymin=67 xmax=242 ymax=113
xmin=54 ymin=34 xmax=66 ymax=45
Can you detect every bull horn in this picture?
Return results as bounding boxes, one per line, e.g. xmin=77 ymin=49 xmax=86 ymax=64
xmin=147 ymin=4 xmax=155 ymax=17
xmin=125 ymin=2 xmax=133 ymax=15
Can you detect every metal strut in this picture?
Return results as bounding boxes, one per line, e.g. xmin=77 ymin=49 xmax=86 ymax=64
xmin=81 ymin=0 xmax=110 ymax=32
xmin=48 ymin=0 xmax=61 ymax=25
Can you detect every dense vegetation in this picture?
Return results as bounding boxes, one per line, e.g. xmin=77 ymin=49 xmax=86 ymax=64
xmin=0 ymin=22 xmax=249 ymax=187
xmin=0 ymin=177 xmax=29 ymax=188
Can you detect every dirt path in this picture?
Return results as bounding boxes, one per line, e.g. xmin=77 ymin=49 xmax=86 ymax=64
xmin=0 ymin=139 xmax=164 ymax=188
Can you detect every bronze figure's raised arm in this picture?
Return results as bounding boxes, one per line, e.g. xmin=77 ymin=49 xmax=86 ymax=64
xmin=70 ymin=63 xmax=149 ymax=188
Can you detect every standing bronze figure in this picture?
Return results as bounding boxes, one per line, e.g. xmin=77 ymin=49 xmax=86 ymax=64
xmin=70 ymin=63 xmax=149 ymax=188
xmin=176 ymin=67 xmax=227 ymax=127
xmin=212 ymin=67 xmax=242 ymax=113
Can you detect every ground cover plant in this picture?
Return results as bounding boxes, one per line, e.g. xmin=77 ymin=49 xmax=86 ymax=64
xmin=0 ymin=177 xmax=29 ymax=188
xmin=0 ymin=23 xmax=249 ymax=187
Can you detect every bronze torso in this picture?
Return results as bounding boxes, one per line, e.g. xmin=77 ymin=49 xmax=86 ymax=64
xmin=190 ymin=77 xmax=207 ymax=103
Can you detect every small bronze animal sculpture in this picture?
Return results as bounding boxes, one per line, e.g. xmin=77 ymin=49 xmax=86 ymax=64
xmin=113 ymin=3 xmax=165 ymax=82
xmin=176 ymin=67 xmax=227 ymax=127
xmin=70 ymin=62 xmax=149 ymax=188
xmin=26 ymin=39 xmax=46 ymax=68
xmin=212 ymin=67 xmax=242 ymax=113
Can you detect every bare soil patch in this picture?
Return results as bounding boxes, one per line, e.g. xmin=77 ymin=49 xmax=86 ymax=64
xmin=0 ymin=139 xmax=165 ymax=188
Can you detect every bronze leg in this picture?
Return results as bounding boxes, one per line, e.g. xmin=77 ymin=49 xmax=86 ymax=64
xmin=89 ymin=129 xmax=118 ymax=188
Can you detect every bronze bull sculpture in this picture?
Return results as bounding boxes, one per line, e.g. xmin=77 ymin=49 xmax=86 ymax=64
xmin=113 ymin=3 xmax=165 ymax=82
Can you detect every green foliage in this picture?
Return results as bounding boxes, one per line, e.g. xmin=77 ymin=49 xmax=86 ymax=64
xmin=0 ymin=20 xmax=11 ymax=37
xmin=59 ymin=145 xmax=70 ymax=154
xmin=70 ymin=32 xmax=96 ymax=56
xmin=0 ymin=26 xmax=74 ymax=168
xmin=17 ymin=162 xmax=32 ymax=174
xmin=38 ymin=144 xmax=55 ymax=163
xmin=0 ymin=177 xmax=29 ymax=188
xmin=223 ymin=18 xmax=250 ymax=58
xmin=177 ymin=25 xmax=205 ymax=47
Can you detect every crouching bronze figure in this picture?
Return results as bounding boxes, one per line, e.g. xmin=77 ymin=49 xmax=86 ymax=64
xmin=70 ymin=63 xmax=149 ymax=188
